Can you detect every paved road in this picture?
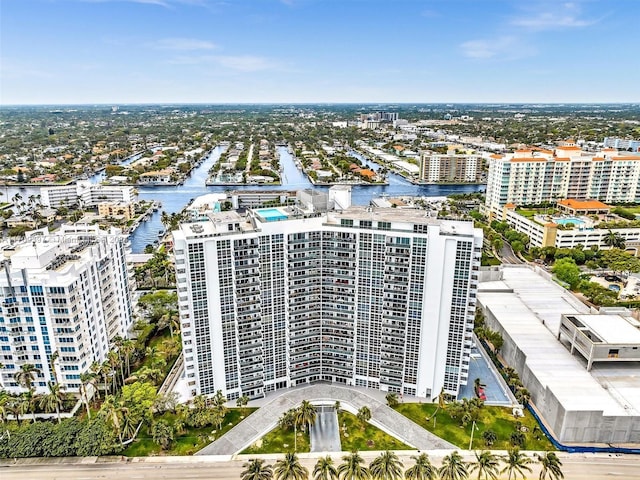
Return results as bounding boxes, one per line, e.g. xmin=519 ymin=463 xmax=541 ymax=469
xmin=309 ymin=406 xmax=341 ymax=452
xmin=499 ymin=241 xmax=523 ymax=264
xmin=2 ymin=453 xmax=639 ymax=480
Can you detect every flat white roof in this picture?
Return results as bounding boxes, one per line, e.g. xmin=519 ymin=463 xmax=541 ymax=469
xmin=478 ymin=267 xmax=640 ymax=416
xmin=572 ymin=314 xmax=640 ymax=345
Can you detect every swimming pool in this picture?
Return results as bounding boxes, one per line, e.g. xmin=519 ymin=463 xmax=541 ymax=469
xmin=256 ymin=208 xmax=288 ymax=222
xmin=555 ymin=217 xmax=585 ymax=226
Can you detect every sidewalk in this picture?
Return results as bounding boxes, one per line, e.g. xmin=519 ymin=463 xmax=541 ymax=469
xmin=196 ymin=384 xmax=454 ymax=455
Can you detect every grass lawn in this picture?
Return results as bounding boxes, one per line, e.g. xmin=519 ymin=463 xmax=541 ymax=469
xmin=123 ymin=407 xmax=256 ymax=456
xmin=516 ymin=208 xmax=541 ymax=219
xmin=338 ymin=411 xmax=412 ymax=451
xmin=242 ymin=424 xmax=311 ymax=454
xmin=395 ymin=403 xmax=554 ymax=451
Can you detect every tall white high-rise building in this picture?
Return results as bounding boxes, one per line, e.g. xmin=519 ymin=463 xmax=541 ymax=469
xmin=173 ymin=206 xmax=482 ymax=401
xmin=0 ymin=225 xmax=134 ymax=394
xmin=484 ymin=146 xmax=640 ymax=218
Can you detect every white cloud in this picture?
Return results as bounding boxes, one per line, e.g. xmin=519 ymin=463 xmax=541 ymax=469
xmin=148 ymin=38 xmax=218 ymax=51
xmin=166 ymin=54 xmax=279 ymax=72
xmin=214 ymin=55 xmax=277 ymax=72
xmin=460 ymin=36 xmax=535 ymax=61
xmin=510 ymin=2 xmax=598 ymax=30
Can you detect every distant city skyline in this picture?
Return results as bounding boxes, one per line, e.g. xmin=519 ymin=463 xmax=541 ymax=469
xmin=1 ymin=0 xmax=639 ymax=105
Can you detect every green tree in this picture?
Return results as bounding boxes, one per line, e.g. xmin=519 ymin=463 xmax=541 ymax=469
xmin=404 ymin=453 xmax=438 ymax=480
xmin=274 ymin=452 xmax=309 ymax=480
xmin=120 ymin=382 xmax=158 ymax=425
xmin=38 ymin=381 xmax=66 ymax=423
xmin=501 ymin=449 xmax=532 ymax=480
xmin=14 ymin=363 xmax=40 ymax=392
xmin=99 ymin=395 xmax=126 ymax=444
xmin=298 ymin=399 xmax=318 ymax=433
xmin=314 ymin=456 xmax=339 ymax=480
xmin=80 ymin=371 xmax=97 ymax=418
xmin=356 ymin=406 xmax=372 ymax=428
xmin=535 ymin=452 xmax=564 ymax=480
xmin=510 ymin=431 xmax=526 ymax=448
xmin=551 ymin=257 xmax=581 ymax=289
xmin=236 ymin=394 xmax=250 ymax=416
xmin=469 ymin=451 xmax=500 ymax=480
xmin=599 ymin=248 xmax=640 ymax=274
xmin=151 ymin=419 xmax=175 ymax=450
xmin=338 ymin=451 xmax=370 ymax=480
xmin=481 ymin=430 xmax=497 ymax=447
xmin=242 ymin=458 xmax=274 ymax=480
xmin=385 ymin=393 xmax=399 ymax=408
xmin=439 ymin=450 xmax=469 ymax=480
xmin=369 ymin=450 xmax=403 ymax=480
xmin=603 ymin=230 xmax=625 ymax=249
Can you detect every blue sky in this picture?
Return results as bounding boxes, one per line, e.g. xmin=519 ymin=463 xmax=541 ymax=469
xmin=1 ymin=0 xmax=638 ymax=104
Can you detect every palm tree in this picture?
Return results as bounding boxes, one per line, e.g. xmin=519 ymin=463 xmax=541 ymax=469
xmin=274 ymin=452 xmax=309 ymax=480
xmin=469 ymin=451 xmax=499 ymax=480
xmin=481 ymin=430 xmax=497 ymax=447
xmin=603 ymin=230 xmax=625 ymax=249
xmin=99 ymin=394 xmax=125 ymax=444
xmin=356 ymin=406 xmax=371 ymax=429
xmin=49 ymin=350 xmax=60 ymax=384
xmin=515 ymin=388 xmax=531 ymax=407
xmin=404 ymin=453 xmax=437 ymax=480
xmin=439 ymin=451 xmax=468 ymax=480
xmin=79 ymin=372 xmax=96 ymax=418
xmin=428 ymin=388 xmax=447 ymax=427
xmin=121 ymin=339 xmax=136 ymax=377
xmin=535 ymin=452 xmax=564 ymax=480
xmin=242 ymin=458 xmax=274 ymax=480
xmin=151 ymin=419 xmax=175 ymax=450
xmin=369 ymin=450 xmax=403 ymax=480
xmin=501 ymin=449 xmax=532 ymax=480
xmin=38 ymin=381 xmax=66 ymax=423
xmin=237 ymin=394 xmax=250 ymax=416
xmin=385 ymin=393 xmax=399 ymax=408
xmin=90 ymin=361 xmax=104 ymax=399
xmin=314 ymin=456 xmax=338 ymax=480
xmin=21 ymin=389 xmax=40 ymax=423
xmin=298 ymin=400 xmax=318 ymax=433
xmin=14 ymin=363 xmax=40 ymax=392
xmin=338 ymin=451 xmax=370 ymax=480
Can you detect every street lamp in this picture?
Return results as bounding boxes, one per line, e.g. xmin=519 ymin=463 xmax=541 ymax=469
xmin=468 ymin=420 xmax=476 ymax=451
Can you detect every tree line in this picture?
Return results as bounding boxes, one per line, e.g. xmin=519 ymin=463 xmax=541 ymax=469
xmin=241 ymin=449 xmax=563 ymax=480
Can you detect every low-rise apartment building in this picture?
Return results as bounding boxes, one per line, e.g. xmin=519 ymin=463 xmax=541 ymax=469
xmin=419 ymin=153 xmax=482 ymax=183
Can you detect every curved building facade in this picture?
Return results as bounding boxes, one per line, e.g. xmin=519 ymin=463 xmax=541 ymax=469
xmin=173 ymin=206 xmax=482 ymax=401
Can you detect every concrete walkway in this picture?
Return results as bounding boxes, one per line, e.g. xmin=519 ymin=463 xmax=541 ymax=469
xmin=196 ymin=384 xmax=454 ymax=455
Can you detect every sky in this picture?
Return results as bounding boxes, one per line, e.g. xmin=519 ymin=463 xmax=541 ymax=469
xmin=1 ymin=0 xmax=639 ymax=104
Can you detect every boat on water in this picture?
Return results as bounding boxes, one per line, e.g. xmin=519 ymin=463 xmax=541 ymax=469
xmin=158 ymin=229 xmax=165 ymax=237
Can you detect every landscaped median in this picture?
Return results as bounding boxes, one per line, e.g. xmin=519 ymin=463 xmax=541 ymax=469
xmin=394 ymin=403 xmax=554 ymax=452
xmin=124 ymin=408 xmax=257 ymax=456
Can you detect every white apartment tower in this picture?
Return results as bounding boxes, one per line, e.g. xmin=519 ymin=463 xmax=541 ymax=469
xmin=173 ymin=207 xmax=482 ymax=401
xmin=485 ymin=146 xmax=640 ymax=217
xmin=0 ymin=225 xmax=134 ymax=394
